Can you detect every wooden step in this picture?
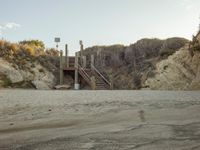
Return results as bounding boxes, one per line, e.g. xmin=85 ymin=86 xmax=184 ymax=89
xmin=77 ymin=66 xmax=110 ymax=90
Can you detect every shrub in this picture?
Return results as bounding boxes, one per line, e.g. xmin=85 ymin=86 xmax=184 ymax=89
xmin=39 ymin=68 xmax=45 ymax=73
xmin=147 ymin=70 xmax=155 ymax=78
xmin=133 ymin=72 xmax=141 ymax=89
xmin=20 ymin=45 xmax=35 ymax=56
xmin=19 ymin=40 xmax=45 ymax=49
xmin=0 ymin=40 xmax=12 ymax=57
xmin=1 ymin=75 xmax=12 ymax=87
xmin=159 ymin=38 xmax=188 ymax=57
xmin=190 ymin=33 xmax=200 ymax=52
xmin=159 ymin=48 xmax=175 ymax=57
xmin=45 ymin=48 xmax=59 ymax=56
xmin=9 ymin=43 xmax=19 ymax=54
xmin=19 ymin=40 xmax=46 ymax=56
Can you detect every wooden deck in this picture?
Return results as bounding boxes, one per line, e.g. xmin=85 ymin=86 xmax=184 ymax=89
xmin=63 ymin=67 xmax=76 ymax=71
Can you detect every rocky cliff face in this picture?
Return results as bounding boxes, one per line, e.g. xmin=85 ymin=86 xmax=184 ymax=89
xmin=83 ymin=37 xmax=188 ymax=89
xmin=145 ymin=33 xmax=200 ymax=90
xmin=0 ymin=58 xmax=56 ymax=90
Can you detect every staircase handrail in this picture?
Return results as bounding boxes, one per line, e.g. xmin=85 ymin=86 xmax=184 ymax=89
xmin=78 ymin=64 xmax=91 ymax=85
xmin=91 ymin=64 xmax=111 ymax=87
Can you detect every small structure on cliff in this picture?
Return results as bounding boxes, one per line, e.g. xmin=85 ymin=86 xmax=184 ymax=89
xmin=59 ymin=41 xmax=113 ymax=90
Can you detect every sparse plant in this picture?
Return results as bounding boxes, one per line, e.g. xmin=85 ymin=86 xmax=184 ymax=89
xmin=133 ymin=72 xmax=141 ymax=89
xmin=45 ymin=48 xmax=59 ymax=56
xmin=1 ymin=75 xmax=12 ymax=87
xmin=39 ymin=68 xmax=45 ymax=73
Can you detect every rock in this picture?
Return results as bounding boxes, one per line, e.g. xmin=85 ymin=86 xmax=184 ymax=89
xmin=9 ymin=123 xmax=14 ymax=126
xmin=32 ymin=80 xmax=51 ymax=90
xmin=0 ymin=58 xmax=23 ymax=83
xmin=32 ymin=64 xmax=55 ymax=89
xmin=189 ymin=59 xmax=200 ymax=90
xmin=0 ymin=58 xmax=56 ymax=89
xmin=20 ymin=70 xmax=34 ymax=81
xmin=54 ymin=85 xmax=71 ymax=90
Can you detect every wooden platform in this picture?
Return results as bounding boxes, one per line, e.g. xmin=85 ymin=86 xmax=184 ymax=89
xmin=63 ymin=67 xmax=76 ymax=71
xmin=60 ymin=51 xmax=112 ymax=90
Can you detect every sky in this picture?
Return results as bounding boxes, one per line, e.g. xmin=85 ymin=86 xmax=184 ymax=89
xmin=0 ymin=0 xmax=200 ymax=55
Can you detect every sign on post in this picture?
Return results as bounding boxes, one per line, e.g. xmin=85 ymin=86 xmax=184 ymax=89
xmin=55 ymin=37 xmax=60 ymax=43
xmin=54 ymin=37 xmax=61 ymax=49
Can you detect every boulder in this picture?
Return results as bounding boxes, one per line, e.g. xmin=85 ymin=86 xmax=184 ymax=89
xmin=32 ymin=80 xmax=51 ymax=90
xmin=54 ymin=84 xmax=71 ymax=90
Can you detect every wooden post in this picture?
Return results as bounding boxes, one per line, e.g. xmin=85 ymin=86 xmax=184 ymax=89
xmin=74 ymin=52 xmax=79 ymax=89
xmin=79 ymin=40 xmax=84 ymax=66
xmin=109 ymin=74 xmax=114 ymax=90
xmin=82 ymin=56 xmax=87 ymax=68
xmin=65 ymin=44 xmax=69 ymax=68
xmin=59 ymin=50 xmax=64 ymax=85
xmin=91 ymin=54 xmax=94 ymax=68
xmin=91 ymin=76 xmax=96 ymax=90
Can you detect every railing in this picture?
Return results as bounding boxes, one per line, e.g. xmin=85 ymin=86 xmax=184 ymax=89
xmin=68 ymin=57 xmax=75 ymax=68
xmin=78 ymin=64 xmax=92 ymax=86
xmin=91 ymin=64 xmax=111 ymax=88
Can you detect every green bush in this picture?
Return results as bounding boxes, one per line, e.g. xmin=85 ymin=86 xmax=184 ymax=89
xmin=45 ymin=48 xmax=59 ymax=56
xmin=19 ymin=40 xmax=45 ymax=49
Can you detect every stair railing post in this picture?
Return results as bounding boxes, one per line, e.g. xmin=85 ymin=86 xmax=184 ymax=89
xmin=109 ymin=74 xmax=114 ymax=90
xmin=91 ymin=76 xmax=96 ymax=90
xmin=65 ymin=44 xmax=69 ymax=68
xmin=82 ymin=56 xmax=87 ymax=68
xmin=74 ymin=52 xmax=80 ymax=90
xmin=59 ymin=50 xmax=64 ymax=85
xmin=79 ymin=40 xmax=84 ymax=67
xmin=91 ymin=54 xmax=95 ymax=69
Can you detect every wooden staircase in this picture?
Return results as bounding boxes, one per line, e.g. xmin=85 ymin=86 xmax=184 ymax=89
xmin=62 ymin=56 xmax=112 ymax=90
xmin=60 ymin=41 xmax=113 ymax=90
xmin=78 ymin=64 xmax=111 ymax=90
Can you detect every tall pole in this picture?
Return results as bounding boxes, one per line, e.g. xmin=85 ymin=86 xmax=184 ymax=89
xmin=54 ymin=37 xmax=63 ymax=85
xmin=79 ymin=40 xmax=83 ymax=66
xmin=91 ymin=54 xmax=95 ymax=69
xmin=74 ymin=52 xmax=79 ymax=90
xmin=59 ymin=50 xmax=64 ymax=85
xmin=82 ymin=56 xmax=87 ymax=68
xmin=65 ymin=44 xmax=69 ymax=68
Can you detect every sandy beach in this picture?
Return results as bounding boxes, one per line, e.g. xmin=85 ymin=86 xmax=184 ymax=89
xmin=0 ymin=90 xmax=200 ymax=150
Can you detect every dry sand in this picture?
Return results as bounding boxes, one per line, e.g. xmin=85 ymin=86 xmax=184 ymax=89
xmin=0 ymin=90 xmax=200 ymax=150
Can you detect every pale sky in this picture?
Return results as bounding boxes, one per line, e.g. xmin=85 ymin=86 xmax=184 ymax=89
xmin=0 ymin=0 xmax=200 ymax=55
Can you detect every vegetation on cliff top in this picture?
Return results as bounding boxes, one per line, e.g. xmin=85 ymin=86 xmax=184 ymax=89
xmin=0 ymin=40 xmax=60 ymax=86
xmin=0 ymin=40 xmax=59 ymax=58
